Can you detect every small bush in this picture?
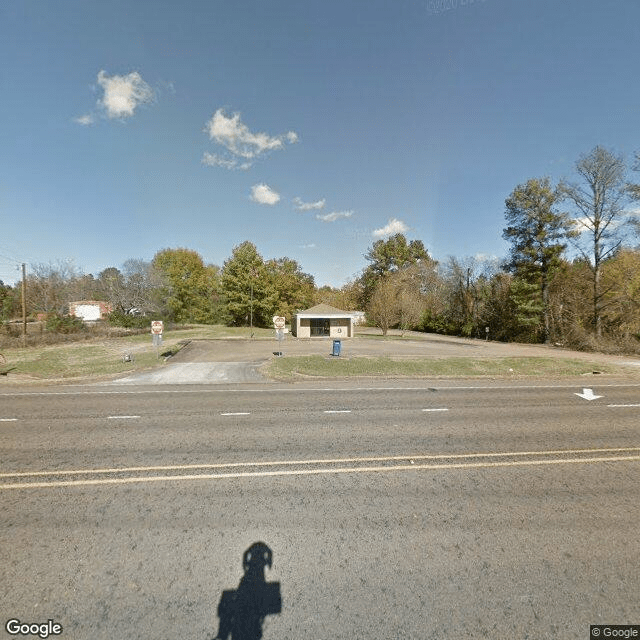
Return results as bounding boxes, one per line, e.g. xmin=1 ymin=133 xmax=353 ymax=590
xmin=107 ymin=311 xmax=152 ymax=329
xmin=2 ymin=323 xmax=22 ymax=338
xmin=45 ymin=314 xmax=86 ymax=334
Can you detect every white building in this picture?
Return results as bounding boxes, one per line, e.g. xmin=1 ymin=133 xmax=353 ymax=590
xmin=291 ymin=304 xmax=356 ymax=338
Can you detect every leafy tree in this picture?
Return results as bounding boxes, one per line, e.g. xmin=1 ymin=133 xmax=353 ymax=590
xmin=559 ymin=146 xmax=634 ymax=336
xmin=508 ymin=278 xmax=545 ymax=341
xmin=265 ymin=257 xmax=316 ymax=320
xmin=359 ymin=234 xmax=436 ymax=307
xmin=503 ymin=177 xmax=573 ymax=342
xmin=221 ymin=242 xmax=277 ymax=327
xmin=152 ymin=248 xmax=220 ymax=323
xmin=316 ymin=280 xmax=363 ymax=311
xmin=364 ymin=234 xmax=431 ymax=276
xmin=0 ymin=280 xmax=15 ymax=322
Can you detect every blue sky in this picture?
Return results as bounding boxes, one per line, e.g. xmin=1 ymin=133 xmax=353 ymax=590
xmin=1 ymin=0 xmax=639 ymax=287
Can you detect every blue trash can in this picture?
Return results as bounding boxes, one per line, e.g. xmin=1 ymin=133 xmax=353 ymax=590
xmin=332 ymin=339 xmax=342 ymax=357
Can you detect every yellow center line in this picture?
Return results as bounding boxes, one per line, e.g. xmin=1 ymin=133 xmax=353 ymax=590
xmin=2 ymin=446 xmax=640 ymax=479
xmin=1 ymin=450 xmax=640 ymax=490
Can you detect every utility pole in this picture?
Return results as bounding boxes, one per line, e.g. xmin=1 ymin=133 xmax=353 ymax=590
xmin=21 ymin=263 xmax=27 ymax=347
xmin=249 ymin=279 xmax=254 ymax=338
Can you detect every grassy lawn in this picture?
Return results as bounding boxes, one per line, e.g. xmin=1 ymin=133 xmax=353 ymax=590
xmin=0 ymin=324 xmax=633 ymax=382
xmin=0 ymin=324 xmax=273 ymax=381
xmin=264 ymin=355 xmax=624 ymax=380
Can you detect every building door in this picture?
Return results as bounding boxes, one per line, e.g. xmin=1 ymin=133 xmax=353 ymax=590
xmin=310 ymin=318 xmax=330 ymax=336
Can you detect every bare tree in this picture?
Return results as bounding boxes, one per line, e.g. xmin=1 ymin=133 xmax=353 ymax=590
xmin=27 ymin=260 xmax=83 ymax=315
xmin=367 ymin=276 xmax=400 ymax=336
xmin=628 ymin=151 xmax=640 ymax=201
xmin=559 ymin=146 xmax=634 ymax=336
xmin=121 ymin=259 xmax=166 ymax=314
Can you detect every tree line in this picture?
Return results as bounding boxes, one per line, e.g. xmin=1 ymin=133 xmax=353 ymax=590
xmin=337 ymin=145 xmax=640 ymax=351
xmin=0 ymin=242 xmax=317 ymax=329
xmin=1 ymin=145 xmax=639 ymax=352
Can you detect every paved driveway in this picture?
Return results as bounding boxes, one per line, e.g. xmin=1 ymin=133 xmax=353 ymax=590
xmin=108 ymin=330 xmax=640 ymax=385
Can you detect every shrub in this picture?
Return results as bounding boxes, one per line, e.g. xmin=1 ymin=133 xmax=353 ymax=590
xmin=45 ymin=314 xmax=86 ymax=334
xmin=107 ymin=311 xmax=152 ymax=329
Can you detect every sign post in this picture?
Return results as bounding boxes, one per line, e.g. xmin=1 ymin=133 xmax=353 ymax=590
xmin=273 ymin=316 xmax=286 ymax=356
xmin=151 ymin=320 xmax=164 ymax=359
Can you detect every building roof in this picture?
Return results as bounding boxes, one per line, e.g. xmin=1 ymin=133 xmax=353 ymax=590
xmin=297 ymin=303 xmax=351 ymax=316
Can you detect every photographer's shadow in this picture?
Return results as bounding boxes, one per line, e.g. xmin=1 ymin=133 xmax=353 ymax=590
xmin=213 ymin=542 xmax=282 ymax=640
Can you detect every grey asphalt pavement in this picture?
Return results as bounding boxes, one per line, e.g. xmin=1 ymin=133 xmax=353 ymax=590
xmin=2 ymin=383 xmax=640 ymax=639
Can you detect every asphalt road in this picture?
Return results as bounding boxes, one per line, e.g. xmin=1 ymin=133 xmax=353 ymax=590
xmin=2 ymin=382 xmax=640 ymax=639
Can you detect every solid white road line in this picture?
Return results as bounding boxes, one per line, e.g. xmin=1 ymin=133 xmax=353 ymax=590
xmin=0 ymin=418 xmax=18 ymax=422
xmin=220 ymin=412 xmax=251 ymax=416
xmin=2 ymin=454 xmax=640 ymax=490
xmin=324 ymin=410 xmax=351 ymax=414
xmin=4 ymin=382 xmax=640 ymax=397
xmin=422 ymin=408 xmax=449 ymax=412
xmin=607 ymin=404 xmax=640 ymax=408
xmin=107 ymin=415 xmax=140 ymax=419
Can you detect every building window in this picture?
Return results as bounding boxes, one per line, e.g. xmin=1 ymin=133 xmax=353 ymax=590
xmin=310 ymin=318 xmax=330 ymax=336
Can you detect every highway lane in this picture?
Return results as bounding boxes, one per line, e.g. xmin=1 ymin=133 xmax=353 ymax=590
xmin=1 ymin=382 xmax=640 ymax=472
xmin=1 ymin=382 xmax=640 ymax=639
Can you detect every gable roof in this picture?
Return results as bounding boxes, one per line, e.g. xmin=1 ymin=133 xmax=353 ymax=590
xmin=297 ymin=303 xmax=350 ymax=316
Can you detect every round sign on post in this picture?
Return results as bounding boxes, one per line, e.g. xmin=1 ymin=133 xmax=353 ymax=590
xmin=273 ymin=316 xmax=286 ymax=329
xmin=151 ymin=320 xmax=164 ymax=335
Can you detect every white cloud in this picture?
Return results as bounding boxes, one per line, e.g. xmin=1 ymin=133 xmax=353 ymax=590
xmin=74 ymin=114 xmax=94 ymax=126
xmin=573 ymin=211 xmax=638 ymax=234
xmin=301 ymin=243 xmax=316 ymax=248
xmin=204 ymin=109 xmax=298 ymax=168
xmin=293 ymin=197 xmax=326 ymax=211
xmin=97 ymin=70 xmax=154 ymax=119
xmin=474 ymin=253 xmax=499 ymax=262
xmin=201 ymin=152 xmax=251 ymax=171
xmin=250 ymin=183 xmax=280 ymax=206
xmin=372 ymin=217 xmax=409 ymax=238
xmin=316 ymin=210 xmax=353 ymax=222
xmin=572 ymin=217 xmax=595 ymax=233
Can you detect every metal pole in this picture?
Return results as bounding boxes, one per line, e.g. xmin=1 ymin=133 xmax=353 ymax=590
xmin=250 ymin=280 xmax=253 ymax=338
xmin=21 ymin=263 xmax=27 ymax=348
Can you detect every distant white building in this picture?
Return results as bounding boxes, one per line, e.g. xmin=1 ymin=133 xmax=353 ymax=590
xmin=350 ymin=311 xmax=366 ymax=326
xmin=69 ymin=300 xmax=112 ymax=322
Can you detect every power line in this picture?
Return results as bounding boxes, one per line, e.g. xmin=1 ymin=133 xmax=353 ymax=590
xmin=0 ymin=247 xmax=22 ymax=265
